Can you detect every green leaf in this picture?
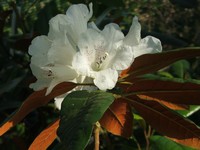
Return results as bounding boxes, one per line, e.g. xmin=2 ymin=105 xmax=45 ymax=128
xmin=150 ymin=135 xmax=195 ymax=150
xmin=133 ymin=113 xmax=146 ymax=129
xmin=170 ymin=60 xmax=190 ymax=78
xmin=57 ymin=90 xmax=115 ymax=150
xmin=177 ymin=105 xmax=200 ymax=117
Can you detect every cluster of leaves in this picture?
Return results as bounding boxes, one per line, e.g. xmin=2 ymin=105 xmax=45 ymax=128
xmin=1 ymin=0 xmax=200 ymax=150
xmin=1 ymin=47 xmax=200 ymax=150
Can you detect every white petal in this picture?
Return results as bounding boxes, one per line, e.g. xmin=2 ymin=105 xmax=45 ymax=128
xmin=72 ymin=52 xmax=91 ymax=76
xmin=123 ymin=16 xmax=141 ymax=46
xmin=88 ymin=21 xmax=101 ymax=32
xmin=101 ymin=23 xmax=124 ymax=51
xmin=31 ymin=64 xmax=78 ymax=95
xmin=93 ymin=69 xmax=118 ymax=90
xmin=48 ymin=14 xmax=68 ymax=40
xmin=50 ymin=65 xmax=78 ymax=81
xmin=29 ymin=64 xmax=52 ymax=91
xmin=65 ymin=3 xmax=93 ymax=43
xmin=77 ymin=29 xmax=106 ymax=66
xmin=48 ymin=39 xmax=76 ymax=65
xmin=29 ymin=79 xmax=50 ymax=91
xmin=134 ymin=36 xmax=162 ymax=57
xmin=46 ymin=64 xmax=78 ymax=95
xmin=107 ymin=45 xmax=134 ymax=70
xmin=54 ymin=96 xmax=65 ymax=110
xmin=28 ymin=36 xmax=51 ymax=66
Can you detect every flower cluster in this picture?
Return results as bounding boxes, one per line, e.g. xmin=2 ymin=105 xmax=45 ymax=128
xmin=29 ymin=3 xmax=162 ymax=96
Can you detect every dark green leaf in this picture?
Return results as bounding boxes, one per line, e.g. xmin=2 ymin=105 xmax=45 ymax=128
xmin=57 ymin=90 xmax=115 ymax=150
xmin=170 ymin=60 xmax=190 ymax=78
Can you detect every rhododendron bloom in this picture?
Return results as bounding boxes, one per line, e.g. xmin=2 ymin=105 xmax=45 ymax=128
xmin=28 ymin=3 xmax=93 ymax=95
xmin=28 ymin=3 xmax=162 ymax=95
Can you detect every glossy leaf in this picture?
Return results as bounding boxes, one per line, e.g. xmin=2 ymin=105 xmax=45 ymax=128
xmin=0 ymin=82 xmax=76 ymax=136
xmin=126 ymin=96 xmax=200 ymax=149
xmin=126 ymin=77 xmax=200 ymax=105
xmin=57 ymin=90 xmax=115 ymax=150
xmin=100 ymin=99 xmax=133 ymax=138
xmin=124 ymin=47 xmax=200 ymax=79
xmin=150 ymin=135 xmax=194 ymax=150
xmin=29 ymin=119 xmax=60 ymax=150
xmin=138 ymin=95 xmax=189 ymax=110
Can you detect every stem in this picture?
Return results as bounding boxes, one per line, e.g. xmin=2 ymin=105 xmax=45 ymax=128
xmin=94 ymin=122 xmax=101 ymax=150
xmin=144 ymin=130 xmax=149 ymax=150
xmin=132 ymin=136 xmax=142 ymax=150
xmin=144 ymin=125 xmax=151 ymax=150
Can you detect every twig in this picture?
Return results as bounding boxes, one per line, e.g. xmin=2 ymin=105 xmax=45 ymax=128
xmin=132 ymin=136 xmax=142 ymax=150
xmin=94 ymin=122 xmax=101 ymax=150
xmin=144 ymin=125 xmax=152 ymax=150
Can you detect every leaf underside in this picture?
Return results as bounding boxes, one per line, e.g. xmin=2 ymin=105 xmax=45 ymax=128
xmin=126 ymin=47 xmax=200 ymax=78
xmin=100 ymin=98 xmax=133 ymax=138
xmin=0 ymin=82 xmax=76 ymax=136
xmin=127 ymin=96 xmax=200 ymax=149
xmin=126 ymin=78 xmax=200 ymax=105
xmin=29 ymin=119 xmax=60 ymax=150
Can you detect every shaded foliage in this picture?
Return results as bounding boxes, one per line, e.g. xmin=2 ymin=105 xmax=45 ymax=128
xmin=0 ymin=0 xmax=200 ymax=150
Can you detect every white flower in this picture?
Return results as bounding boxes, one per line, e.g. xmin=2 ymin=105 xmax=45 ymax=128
xmin=72 ymin=16 xmax=162 ymax=91
xmin=29 ymin=3 xmax=162 ymax=96
xmin=29 ymin=3 xmax=93 ymax=95
xmin=72 ymin=25 xmax=135 ymax=90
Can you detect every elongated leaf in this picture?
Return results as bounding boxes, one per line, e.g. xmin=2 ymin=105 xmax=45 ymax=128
xmin=150 ymin=135 xmax=194 ymax=150
xmin=29 ymin=119 xmax=60 ymax=150
xmin=126 ymin=78 xmax=200 ymax=105
xmin=0 ymin=82 xmax=76 ymax=136
xmin=138 ymin=95 xmax=189 ymax=110
xmin=100 ymin=99 xmax=133 ymax=138
xmin=125 ymin=47 xmax=200 ymax=78
xmin=126 ymin=96 xmax=200 ymax=149
xmin=57 ymin=90 xmax=115 ymax=150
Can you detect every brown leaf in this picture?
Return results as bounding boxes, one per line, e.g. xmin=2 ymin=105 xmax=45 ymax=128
xmin=125 ymin=47 xmax=200 ymax=79
xmin=0 ymin=82 xmax=76 ymax=136
xmin=29 ymin=119 xmax=60 ymax=150
xmin=100 ymin=99 xmax=133 ymax=138
xmin=126 ymin=79 xmax=200 ymax=105
xmin=126 ymin=96 xmax=200 ymax=149
xmin=120 ymin=67 xmax=130 ymax=78
xmin=138 ymin=95 xmax=189 ymax=110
